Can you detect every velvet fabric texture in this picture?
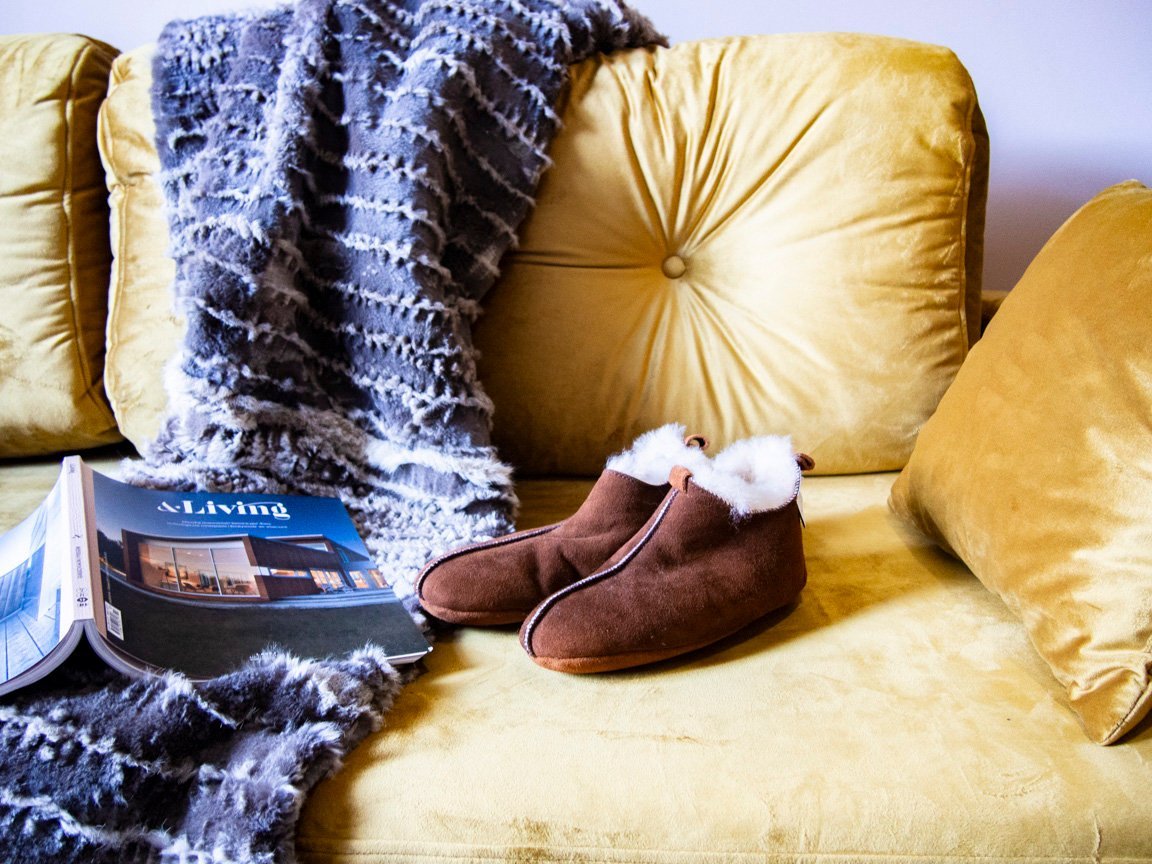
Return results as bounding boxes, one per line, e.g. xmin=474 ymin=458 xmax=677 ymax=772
xmin=890 ymin=181 xmax=1152 ymax=745
xmin=294 ymin=473 xmax=1152 ymax=861
xmin=97 ymin=33 xmax=987 ymax=478
xmin=0 ymin=35 xmax=122 ymax=457
xmin=5 ymin=462 xmax=1152 ymax=860
xmin=475 ymin=33 xmax=989 ymax=475
xmin=98 ymin=47 xmax=183 ymax=449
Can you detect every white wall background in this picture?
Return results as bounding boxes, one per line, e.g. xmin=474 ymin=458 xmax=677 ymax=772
xmin=5 ymin=0 xmax=1149 ymax=293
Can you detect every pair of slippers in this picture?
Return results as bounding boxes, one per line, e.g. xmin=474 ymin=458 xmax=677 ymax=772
xmin=416 ymin=424 xmax=811 ymax=673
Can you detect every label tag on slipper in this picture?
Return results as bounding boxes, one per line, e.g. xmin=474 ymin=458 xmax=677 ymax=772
xmin=669 ymin=466 xmax=693 ymax=492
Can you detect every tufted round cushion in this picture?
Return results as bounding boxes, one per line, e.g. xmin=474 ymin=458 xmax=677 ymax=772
xmin=475 ymin=34 xmax=988 ymax=475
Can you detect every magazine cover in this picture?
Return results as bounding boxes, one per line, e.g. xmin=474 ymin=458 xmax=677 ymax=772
xmin=0 ymin=457 xmax=430 ymax=694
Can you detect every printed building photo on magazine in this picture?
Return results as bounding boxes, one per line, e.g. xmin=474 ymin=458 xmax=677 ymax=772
xmin=0 ymin=481 xmax=65 ymax=682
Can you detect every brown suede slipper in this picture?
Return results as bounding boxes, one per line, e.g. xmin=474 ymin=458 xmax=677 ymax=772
xmin=416 ymin=425 xmax=711 ymax=625
xmin=520 ymin=437 xmax=811 ymax=673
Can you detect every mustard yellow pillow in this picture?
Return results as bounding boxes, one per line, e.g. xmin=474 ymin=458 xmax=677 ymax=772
xmin=891 ymin=181 xmax=1152 ymax=745
xmin=98 ymin=45 xmax=183 ymax=450
xmin=0 ymin=34 xmax=122 ymax=457
xmin=475 ymin=34 xmax=988 ymax=475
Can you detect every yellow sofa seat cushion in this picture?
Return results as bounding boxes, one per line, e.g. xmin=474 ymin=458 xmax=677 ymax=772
xmin=98 ymin=45 xmax=182 ymax=449
xmin=0 ymin=34 xmax=121 ymax=457
xmin=3 ymin=464 xmax=1150 ymax=861
xmin=891 ymin=181 xmax=1152 ymax=745
xmin=293 ymin=474 xmax=1152 ymax=862
xmin=476 ymin=34 xmax=988 ymax=475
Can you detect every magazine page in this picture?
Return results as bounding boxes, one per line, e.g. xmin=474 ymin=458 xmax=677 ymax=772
xmin=83 ymin=463 xmax=430 ymax=679
xmin=0 ymin=462 xmax=86 ymax=694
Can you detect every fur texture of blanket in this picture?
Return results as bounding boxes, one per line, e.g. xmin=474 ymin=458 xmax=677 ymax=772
xmin=123 ymin=0 xmax=664 ymax=603
xmin=0 ymin=647 xmax=402 ymax=864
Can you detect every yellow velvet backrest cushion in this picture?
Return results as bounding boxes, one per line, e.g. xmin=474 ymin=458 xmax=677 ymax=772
xmin=98 ymin=45 xmax=182 ymax=449
xmin=0 ymin=34 xmax=122 ymax=457
xmin=891 ymin=181 xmax=1152 ymax=745
xmin=97 ymin=36 xmax=986 ymax=469
xmin=475 ymin=34 xmax=987 ymax=475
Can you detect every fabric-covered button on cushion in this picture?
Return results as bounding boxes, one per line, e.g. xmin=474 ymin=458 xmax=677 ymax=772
xmin=475 ymin=33 xmax=988 ymax=475
xmin=661 ymin=255 xmax=687 ymax=279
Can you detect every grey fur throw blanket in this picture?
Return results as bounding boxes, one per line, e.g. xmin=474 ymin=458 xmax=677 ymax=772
xmin=122 ymin=0 xmax=664 ymax=606
xmin=0 ymin=647 xmax=401 ymax=863
xmin=0 ymin=2 xmax=663 ymax=862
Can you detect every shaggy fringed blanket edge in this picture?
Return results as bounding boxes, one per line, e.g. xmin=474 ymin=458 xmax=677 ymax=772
xmin=0 ymin=646 xmax=403 ymax=864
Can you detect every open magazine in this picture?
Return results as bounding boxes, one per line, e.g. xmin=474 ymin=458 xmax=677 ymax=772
xmin=0 ymin=456 xmax=431 ymax=695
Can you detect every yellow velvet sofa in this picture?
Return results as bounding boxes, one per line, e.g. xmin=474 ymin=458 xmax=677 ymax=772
xmin=3 ymin=30 xmax=1152 ymax=863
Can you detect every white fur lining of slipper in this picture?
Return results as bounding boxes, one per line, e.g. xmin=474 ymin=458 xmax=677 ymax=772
xmin=688 ymin=435 xmax=800 ymax=515
xmin=605 ymin=423 xmax=712 ymax=486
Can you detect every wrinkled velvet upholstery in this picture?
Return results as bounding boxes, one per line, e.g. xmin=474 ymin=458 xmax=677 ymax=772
xmin=307 ymin=474 xmax=1152 ymax=861
xmin=892 ymin=181 xmax=1152 ymax=745
xmin=476 ymin=34 xmax=988 ymax=475
xmin=4 ymin=463 xmax=1151 ymax=861
xmin=97 ymin=34 xmax=988 ymax=476
xmin=98 ymin=46 xmax=182 ymax=449
xmin=0 ymin=34 xmax=121 ymax=457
